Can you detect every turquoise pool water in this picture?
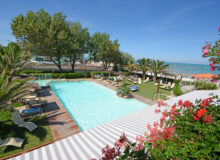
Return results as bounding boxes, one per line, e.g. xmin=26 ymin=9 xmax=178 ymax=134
xmin=50 ymin=81 xmax=148 ymax=131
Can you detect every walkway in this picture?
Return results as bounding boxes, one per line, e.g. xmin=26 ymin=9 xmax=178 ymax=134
xmin=39 ymin=87 xmax=81 ymax=141
xmin=9 ymin=90 xmax=220 ymax=160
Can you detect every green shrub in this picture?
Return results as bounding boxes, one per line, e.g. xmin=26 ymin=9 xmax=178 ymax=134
xmin=53 ymin=73 xmax=90 ymax=79
xmin=194 ymin=81 xmax=217 ymax=90
xmin=0 ymin=109 xmax=11 ymax=125
xmin=117 ymin=82 xmax=131 ymax=97
xmin=173 ymin=80 xmax=183 ymax=96
xmin=17 ymin=70 xmax=81 ymax=75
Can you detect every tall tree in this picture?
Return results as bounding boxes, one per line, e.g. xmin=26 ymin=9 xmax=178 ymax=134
xmin=123 ymin=62 xmax=137 ymax=75
xmin=117 ymin=52 xmax=134 ymax=71
xmin=89 ymin=32 xmax=120 ymax=70
xmin=11 ymin=9 xmax=69 ymax=71
xmin=66 ymin=22 xmax=90 ymax=72
xmin=137 ymin=58 xmax=151 ymax=79
xmin=150 ymin=60 xmax=170 ymax=82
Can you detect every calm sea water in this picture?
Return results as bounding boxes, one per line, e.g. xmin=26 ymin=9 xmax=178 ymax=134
xmin=166 ymin=62 xmax=220 ymax=75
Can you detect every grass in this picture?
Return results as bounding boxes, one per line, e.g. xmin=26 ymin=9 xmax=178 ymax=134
xmin=0 ymin=114 xmax=53 ymax=158
xmin=124 ymin=80 xmax=172 ymax=100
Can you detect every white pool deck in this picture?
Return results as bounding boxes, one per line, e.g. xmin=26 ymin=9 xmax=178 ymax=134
xmin=9 ymin=90 xmax=220 ymax=160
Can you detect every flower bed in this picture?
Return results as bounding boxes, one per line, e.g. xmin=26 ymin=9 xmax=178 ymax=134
xmin=94 ymin=95 xmax=220 ymax=160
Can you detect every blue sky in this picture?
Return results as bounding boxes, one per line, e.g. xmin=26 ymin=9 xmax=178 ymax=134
xmin=0 ymin=0 xmax=219 ymax=64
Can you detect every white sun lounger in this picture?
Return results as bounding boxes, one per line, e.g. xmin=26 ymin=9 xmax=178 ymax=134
xmin=143 ymin=77 xmax=149 ymax=83
xmin=0 ymin=138 xmax=24 ymax=148
xmin=138 ymin=78 xmax=142 ymax=84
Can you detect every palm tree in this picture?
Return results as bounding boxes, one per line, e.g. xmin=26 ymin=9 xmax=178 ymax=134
xmin=0 ymin=42 xmax=30 ymax=79
xmin=123 ymin=62 xmax=137 ymax=75
xmin=137 ymin=58 xmax=151 ymax=79
xmin=150 ymin=60 xmax=170 ymax=82
xmin=0 ymin=68 xmax=32 ymax=109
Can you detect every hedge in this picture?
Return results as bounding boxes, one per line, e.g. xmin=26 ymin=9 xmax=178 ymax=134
xmin=18 ymin=70 xmax=76 ymax=75
xmin=28 ymin=73 xmax=90 ymax=79
xmin=194 ymin=81 xmax=217 ymax=90
xmin=173 ymin=80 xmax=183 ymax=96
xmin=53 ymin=73 xmax=90 ymax=79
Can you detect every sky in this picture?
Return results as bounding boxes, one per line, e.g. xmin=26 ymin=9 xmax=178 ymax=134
xmin=0 ymin=0 xmax=219 ymax=64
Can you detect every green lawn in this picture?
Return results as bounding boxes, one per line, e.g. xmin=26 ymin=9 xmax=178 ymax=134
xmin=125 ymin=81 xmax=173 ymax=100
xmin=0 ymin=114 xmax=53 ymax=158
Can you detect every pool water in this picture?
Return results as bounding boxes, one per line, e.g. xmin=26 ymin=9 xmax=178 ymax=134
xmin=50 ymin=81 xmax=148 ymax=131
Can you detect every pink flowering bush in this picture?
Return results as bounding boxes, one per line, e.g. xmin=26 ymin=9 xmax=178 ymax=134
xmin=202 ymin=26 xmax=220 ymax=73
xmin=95 ymin=95 xmax=220 ymax=160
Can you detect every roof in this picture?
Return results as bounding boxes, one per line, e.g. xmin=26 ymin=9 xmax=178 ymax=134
xmin=191 ymin=73 xmax=217 ymax=80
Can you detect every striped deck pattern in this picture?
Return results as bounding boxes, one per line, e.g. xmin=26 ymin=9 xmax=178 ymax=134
xmin=9 ymin=90 xmax=220 ymax=160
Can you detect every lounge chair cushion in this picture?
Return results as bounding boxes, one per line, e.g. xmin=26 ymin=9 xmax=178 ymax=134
xmin=21 ymin=107 xmax=41 ymax=116
xmin=0 ymin=138 xmax=24 ymax=148
xmin=130 ymin=86 xmax=138 ymax=91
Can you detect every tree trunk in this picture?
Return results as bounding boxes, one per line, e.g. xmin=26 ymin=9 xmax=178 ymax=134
xmin=153 ymin=73 xmax=157 ymax=82
xmin=102 ymin=61 xmax=108 ymax=70
xmin=142 ymin=70 xmax=146 ymax=79
xmin=52 ymin=59 xmax=63 ymax=71
xmin=71 ymin=63 xmax=75 ymax=73
xmin=68 ymin=55 xmax=77 ymax=73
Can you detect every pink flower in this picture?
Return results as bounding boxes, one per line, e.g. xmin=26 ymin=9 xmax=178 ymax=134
xmin=203 ymin=49 xmax=209 ymax=54
xmin=155 ymin=109 xmax=160 ymax=113
xmin=210 ymin=64 xmax=215 ymax=71
xmin=218 ymin=26 xmax=220 ymax=32
xmin=202 ymin=49 xmax=209 ymax=57
xmin=211 ymin=77 xmax=217 ymax=82
xmin=135 ymin=143 xmax=144 ymax=151
xmin=147 ymin=124 xmax=151 ymax=129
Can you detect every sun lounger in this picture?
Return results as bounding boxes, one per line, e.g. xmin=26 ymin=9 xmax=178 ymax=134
xmin=0 ymin=138 xmax=24 ymax=148
xmin=130 ymin=86 xmax=138 ymax=91
xmin=138 ymin=78 xmax=142 ymax=84
xmin=18 ymin=122 xmax=38 ymax=132
xmin=27 ymin=100 xmax=48 ymax=106
xmin=143 ymin=77 xmax=149 ymax=83
xmin=160 ymin=82 xmax=171 ymax=89
xmin=11 ymin=111 xmax=38 ymax=132
xmin=155 ymin=80 xmax=163 ymax=86
xmin=23 ymin=95 xmax=37 ymax=99
xmin=165 ymin=83 xmax=175 ymax=90
xmin=20 ymin=107 xmax=41 ymax=117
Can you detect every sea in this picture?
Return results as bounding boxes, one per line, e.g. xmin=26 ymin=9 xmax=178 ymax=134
xmin=166 ymin=62 xmax=220 ymax=75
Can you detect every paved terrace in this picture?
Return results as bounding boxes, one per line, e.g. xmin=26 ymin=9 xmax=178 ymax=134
xmin=9 ymin=90 xmax=220 ymax=160
xmin=39 ymin=87 xmax=81 ymax=141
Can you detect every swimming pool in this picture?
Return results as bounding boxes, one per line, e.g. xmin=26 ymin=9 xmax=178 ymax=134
xmin=50 ymin=81 xmax=148 ymax=131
